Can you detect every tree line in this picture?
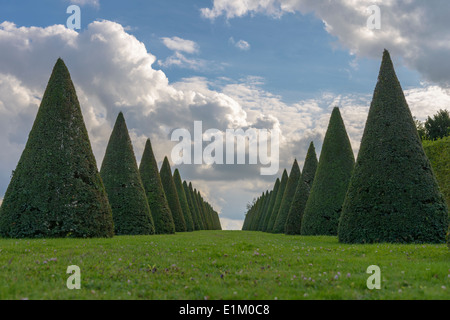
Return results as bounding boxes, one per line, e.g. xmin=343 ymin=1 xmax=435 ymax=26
xmin=0 ymin=58 xmax=221 ymax=238
xmin=243 ymin=50 xmax=449 ymax=245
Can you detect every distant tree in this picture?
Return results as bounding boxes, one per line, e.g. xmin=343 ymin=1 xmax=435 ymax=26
xmin=424 ymin=109 xmax=450 ymax=140
xmin=413 ymin=117 xmax=427 ymax=140
xmin=0 ymin=58 xmax=114 ymax=238
xmin=261 ymin=179 xmax=280 ymax=232
xmin=100 ymin=112 xmax=154 ymax=235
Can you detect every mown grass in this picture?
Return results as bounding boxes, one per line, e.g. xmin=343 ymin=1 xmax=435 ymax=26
xmin=0 ymin=231 xmax=448 ymax=300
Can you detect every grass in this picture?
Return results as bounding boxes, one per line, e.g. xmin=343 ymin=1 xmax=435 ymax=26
xmin=0 ymin=230 xmax=448 ymax=300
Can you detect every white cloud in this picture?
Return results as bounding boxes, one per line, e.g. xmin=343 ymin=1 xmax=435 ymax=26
xmin=202 ymin=0 xmax=450 ymax=87
xmin=69 ymin=0 xmax=100 ymax=8
xmin=161 ymin=36 xmax=199 ymax=54
xmin=229 ymin=37 xmax=251 ymax=51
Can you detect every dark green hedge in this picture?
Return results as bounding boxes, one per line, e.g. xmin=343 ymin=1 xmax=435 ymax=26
xmin=139 ymin=139 xmax=175 ymax=234
xmin=160 ymin=157 xmax=186 ymax=232
xmin=266 ymin=169 xmax=288 ymax=232
xmin=285 ymin=142 xmax=318 ymax=235
xmin=338 ymin=50 xmax=448 ymax=244
xmin=0 ymin=58 xmax=114 ymax=238
xmin=272 ymin=160 xmax=301 ymax=233
xmin=173 ymin=170 xmax=194 ymax=231
xmin=261 ymin=179 xmax=280 ymax=232
xmin=301 ymin=107 xmax=355 ymax=236
xmin=100 ymin=112 xmax=154 ymax=235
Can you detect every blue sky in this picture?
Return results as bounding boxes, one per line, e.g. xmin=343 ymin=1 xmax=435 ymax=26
xmin=0 ymin=0 xmax=422 ymax=100
xmin=1 ymin=1 xmax=449 ymax=229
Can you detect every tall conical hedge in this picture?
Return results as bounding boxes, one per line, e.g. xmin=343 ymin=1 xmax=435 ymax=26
xmin=285 ymin=142 xmax=318 ymax=235
xmin=173 ymin=170 xmax=194 ymax=231
xmin=301 ymin=107 xmax=355 ymax=235
xmin=189 ymin=183 xmax=204 ymax=230
xmin=100 ymin=112 xmax=154 ymax=235
xmin=273 ymin=160 xmax=301 ymax=233
xmin=0 ymin=58 xmax=114 ymax=238
xmin=261 ymin=179 xmax=280 ymax=232
xmin=183 ymin=181 xmax=200 ymax=230
xmin=139 ymin=139 xmax=175 ymax=234
xmin=266 ymin=169 xmax=289 ymax=232
xmin=338 ymin=50 xmax=449 ymax=244
xmin=160 ymin=157 xmax=186 ymax=232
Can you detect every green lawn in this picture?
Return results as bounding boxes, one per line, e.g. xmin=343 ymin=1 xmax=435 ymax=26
xmin=0 ymin=231 xmax=448 ymax=300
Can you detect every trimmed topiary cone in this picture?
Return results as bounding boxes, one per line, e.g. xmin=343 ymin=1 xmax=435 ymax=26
xmin=139 ymin=139 xmax=175 ymax=234
xmin=338 ymin=50 xmax=448 ymax=244
xmin=100 ymin=112 xmax=154 ymax=235
xmin=266 ymin=169 xmax=289 ymax=232
xmin=189 ymin=182 xmax=205 ymax=230
xmin=301 ymin=107 xmax=355 ymax=236
xmin=285 ymin=142 xmax=318 ymax=235
xmin=160 ymin=157 xmax=187 ymax=232
xmin=273 ymin=160 xmax=301 ymax=233
xmin=173 ymin=169 xmax=194 ymax=232
xmin=0 ymin=58 xmax=114 ymax=238
xmin=261 ymin=179 xmax=280 ymax=232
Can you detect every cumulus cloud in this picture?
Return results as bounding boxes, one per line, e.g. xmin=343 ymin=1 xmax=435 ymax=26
xmin=201 ymin=0 xmax=450 ymax=86
xmin=161 ymin=36 xmax=199 ymax=54
xmin=229 ymin=37 xmax=251 ymax=51
xmin=69 ymin=0 xmax=100 ymax=8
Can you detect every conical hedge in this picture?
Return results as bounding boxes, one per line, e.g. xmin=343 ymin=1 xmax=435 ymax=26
xmin=273 ymin=160 xmax=301 ymax=233
xmin=301 ymin=141 xmax=318 ymax=188
xmin=0 ymin=58 xmax=114 ymax=238
xmin=285 ymin=142 xmax=318 ymax=235
xmin=139 ymin=139 xmax=175 ymax=234
xmin=100 ymin=112 xmax=154 ymax=235
xmin=257 ymin=190 xmax=273 ymax=231
xmin=261 ymin=179 xmax=280 ymax=232
xmin=183 ymin=181 xmax=200 ymax=230
xmin=160 ymin=157 xmax=186 ymax=232
xmin=173 ymin=169 xmax=194 ymax=231
xmin=338 ymin=50 xmax=449 ymax=244
xmin=301 ymin=107 xmax=355 ymax=235
xmin=266 ymin=169 xmax=289 ymax=232
xmin=189 ymin=183 xmax=204 ymax=230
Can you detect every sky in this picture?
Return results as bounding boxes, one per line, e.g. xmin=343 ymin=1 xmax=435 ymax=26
xmin=1 ymin=0 xmax=450 ymax=230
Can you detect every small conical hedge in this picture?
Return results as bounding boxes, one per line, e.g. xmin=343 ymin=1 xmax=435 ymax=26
xmin=301 ymin=141 xmax=318 ymax=189
xmin=0 ymin=58 xmax=114 ymax=238
xmin=301 ymin=107 xmax=355 ymax=236
xmin=273 ymin=160 xmax=301 ymax=233
xmin=189 ymin=183 xmax=204 ymax=230
xmin=100 ymin=112 xmax=154 ymax=235
xmin=183 ymin=181 xmax=200 ymax=230
xmin=261 ymin=179 xmax=280 ymax=232
xmin=160 ymin=157 xmax=186 ymax=232
xmin=338 ymin=50 xmax=449 ymax=244
xmin=139 ymin=139 xmax=175 ymax=234
xmin=285 ymin=142 xmax=318 ymax=235
xmin=173 ymin=169 xmax=194 ymax=231
xmin=266 ymin=169 xmax=289 ymax=232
